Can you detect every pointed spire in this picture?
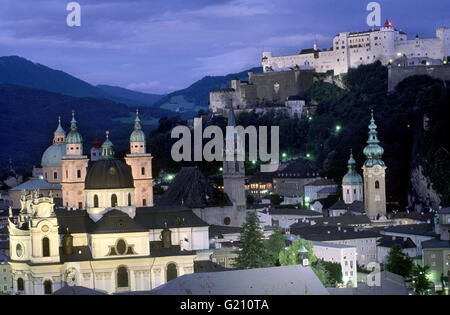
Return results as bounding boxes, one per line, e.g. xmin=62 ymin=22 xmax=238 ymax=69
xmin=70 ymin=110 xmax=78 ymax=131
xmin=227 ymin=100 xmax=236 ymax=127
xmin=134 ymin=108 xmax=142 ymax=131
xmin=363 ymin=110 xmax=385 ymax=166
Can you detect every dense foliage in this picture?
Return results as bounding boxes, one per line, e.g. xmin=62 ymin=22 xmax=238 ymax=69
xmin=234 ymin=212 xmax=271 ymax=269
xmin=384 ymin=244 xmax=414 ymax=278
xmin=410 ymin=265 xmax=433 ymax=295
xmin=264 ymin=227 xmax=285 ymax=266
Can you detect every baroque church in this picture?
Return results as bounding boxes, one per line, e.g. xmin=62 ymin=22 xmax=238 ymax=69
xmin=7 ymin=107 xmax=247 ymax=295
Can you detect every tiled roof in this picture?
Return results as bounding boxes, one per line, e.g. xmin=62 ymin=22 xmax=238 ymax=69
xmin=9 ymin=179 xmax=61 ymax=191
xmin=159 ymin=167 xmax=232 ymax=208
xmin=268 ymin=208 xmax=322 ymax=217
xmin=290 ymin=225 xmax=380 ymax=241
xmin=377 ymin=236 xmax=417 ymax=249
xmin=306 ymin=178 xmax=337 ymax=187
xmin=308 ymin=214 xmax=371 ymax=227
xmin=422 ymin=239 xmax=450 ymax=249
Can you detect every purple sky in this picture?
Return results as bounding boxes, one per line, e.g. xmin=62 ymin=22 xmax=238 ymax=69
xmin=1 ymin=0 xmax=449 ymax=94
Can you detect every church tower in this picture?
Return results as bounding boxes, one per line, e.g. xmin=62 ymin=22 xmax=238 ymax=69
xmin=125 ymin=110 xmax=154 ymax=207
xmin=362 ymin=111 xmax=387 ymax=219
xmin=90 ymin=134 xmax=102 ymax=161
xmin=223 ymin=105 xmax=246 ymax=226
xmin=342 ymin=149 xmax=363 ymax=204
xmin=61 ymin=111 xmax=89 ymax=210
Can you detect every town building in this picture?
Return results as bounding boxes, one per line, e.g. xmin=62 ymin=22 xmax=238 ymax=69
xmin=311 ymin=241 xmax=357 ymax=287
xmin=376 ymin=235 xmax=418 ymax=265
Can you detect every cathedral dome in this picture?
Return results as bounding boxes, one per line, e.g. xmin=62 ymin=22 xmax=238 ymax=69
xmin=85 ymin=159 xmax=134 ymax=190
xmin=41 ymin=144 xmax=66 ymax=166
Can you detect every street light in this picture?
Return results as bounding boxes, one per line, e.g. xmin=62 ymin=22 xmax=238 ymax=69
xmin=335 ymin=125 xmax=341 ymax=132
xmin=282 ymin=153 xmax=287 ymax=158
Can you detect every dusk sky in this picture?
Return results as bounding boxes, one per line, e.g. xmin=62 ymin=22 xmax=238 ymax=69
xmin=1 ymin=0 xmax=449 ymax=94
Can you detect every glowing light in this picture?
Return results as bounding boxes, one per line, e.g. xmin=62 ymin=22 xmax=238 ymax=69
xmin=397 ymin=52 xmax=402 ymax=57
xmin=282 ymin=153 xmax=287 ymax=158
xmin=219 ymin=167 xmax=223 ymax=171
xmin=335 ymin=125 xmax=341 ymax=132
xmin=166 ymin=174 xmax=174 ymax=181
xmin=306 ymin=153 xmax=311 ymax=158
xmin=308 ymin=116 xmax=313 ymax=121
xmin=251 ymin=161 xmax=256 ymax=165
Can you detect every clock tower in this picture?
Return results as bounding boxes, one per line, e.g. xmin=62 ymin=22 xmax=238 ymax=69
xmin=362 ymin=111 xmax=387 ymax=219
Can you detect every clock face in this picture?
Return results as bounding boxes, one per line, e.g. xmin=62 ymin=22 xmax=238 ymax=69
xmin=109 ymin=167 xmax=117 ymax=175
xmin=41 ymin=225 xmax=49 ymax=232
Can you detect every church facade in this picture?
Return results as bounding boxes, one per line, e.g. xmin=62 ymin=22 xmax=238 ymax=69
xmin=7 ymin=110 xmax=211 ymax=295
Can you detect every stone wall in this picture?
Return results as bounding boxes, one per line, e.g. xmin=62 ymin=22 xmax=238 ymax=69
xmin=388 ymin=65 xmax=450 ymax=92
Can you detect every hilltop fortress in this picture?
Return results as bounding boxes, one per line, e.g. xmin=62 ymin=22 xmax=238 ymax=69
xmin=262 ymin=21 xmax=450 ymax=75
xmin=209 ymin=21 xmax=450 ymax=116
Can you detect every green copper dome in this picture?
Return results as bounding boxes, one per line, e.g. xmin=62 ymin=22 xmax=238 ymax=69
xmin=363 ymin=111 xmax=385 ymax=167
xmin=66 ymin=111 xmax=83 ymax=144
xmin=342 ymin=150 xmax=363 ymax=186
xmin=130 ymin=110 xmax=145 ymax=143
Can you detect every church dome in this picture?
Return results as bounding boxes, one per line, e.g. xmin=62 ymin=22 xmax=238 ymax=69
xmin=67 ymin=111 xmax=83 ymax=144
xmin=130 ymin=110 xmax=145 ymax=143
xmin=41 ymin=144 xmax=66 ymax=166
xmin=342 ymin=171 xmax=363 ymax=186
xmin=85 ymin=159 xmax=134 ymax=190
xmin=130 ymin=130 xmax=145 ymax=143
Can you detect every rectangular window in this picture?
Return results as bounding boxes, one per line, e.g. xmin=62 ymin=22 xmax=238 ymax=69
xmin=143 ymin=199 xmax=147 ymax=206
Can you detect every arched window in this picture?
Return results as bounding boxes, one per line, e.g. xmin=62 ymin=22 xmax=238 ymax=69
xmin=77 ymin=169 xmax=81 ymax=178
xmin=94 ymin=195 xmax=99 ymax=208
xmin=375 ymin=181 xmax=380 ymax=189
xmin=128 ymin=193 xmax=132 ymax=206
xmin=42 ymin=237 xmax=50 ymax=257
xmin=166 ymin=263 xmax=177 ymax=282
xmin=44 ymin=280 xmax=52 ymax=294
xmin=141 ymin=167 xmax=145 ymax=175
xmin=53 ymin=172 xmax=57 ymax=179
xmin=117 ymin=266 xmax=129 ymax=288
xmin=17 ymin=278 xmax=24 ymax=292
xmin=111 ymin=194 xmax=118 ymax=207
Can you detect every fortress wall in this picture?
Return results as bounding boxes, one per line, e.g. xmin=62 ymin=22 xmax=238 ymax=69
xmin=388 ymin=65 xmax=450 ymax=92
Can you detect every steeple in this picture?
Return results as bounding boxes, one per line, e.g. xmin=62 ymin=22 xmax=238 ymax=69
xmin=66 ymin=110 xmax=83 ymax=145
xmin=102 ymin=131 xmax=115 ymax=158
xmin=342 ymin=149 xmax=363 ymax=204
xmin=130 ymin=108 xmax=146 ymax=154
xmin=53 ymin=116 xmax=66 ymax=144
xmin=363 ymin=110 xmax=385 ymax=167
xmin=227 ymin=101 xmax=237 ymax=127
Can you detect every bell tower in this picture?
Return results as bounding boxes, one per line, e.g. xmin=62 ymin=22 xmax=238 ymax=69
xmin=125 ymin=110 xmax=154 ymax=207
xmin=61 ymin=110 xmax=89 ymax=210
xmin=223 ymin=105 xmax=246 ymax=226
xmin=362 ymin=111 xmax=387 ymax=219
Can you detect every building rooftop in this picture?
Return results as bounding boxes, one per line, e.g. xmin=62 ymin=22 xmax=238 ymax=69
xmin=305 ymin=178 xmax=337 ymax=187
xmin=268 ymin=207 xmax=322 ymax=217
xmin=159 ymin=167 xmax=232 ymax=209
xmin=377 ymin=235 xmax=417 ymax=249
xmin=422 ymin=238 xmax=450 ymax=249
xmin=309 ymin=214 xmax=371 ymax=227
xmin=290 ymin=225 xmax=380 ymax=242
xmin=9 ymin=178 xmax=61 ymax=191
xmin=381 ymin=224 xmax=436 ymax=237
xmin=146 ymin=265 xmax=329 ymax=295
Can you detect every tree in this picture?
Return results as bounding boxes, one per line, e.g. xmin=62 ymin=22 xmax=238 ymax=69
xmin=410 ymin=265 xmax=433 ymax=295
xmin=319 ymin=259 xmax=343 ymax=287
xmin=278 ymin=239 xmax=326 ymax=284
xmin=234 ymin=212 xmax=270 ymax=269
xmin=270 ymin=194 xmax=284 ymax=206
xmin=264 ymin=227 xmax=285 ymax=266
xmin=246 ymin=195 xmax=255 ymax=205
xmin=384 ymin=244 xmax=414 ymax=278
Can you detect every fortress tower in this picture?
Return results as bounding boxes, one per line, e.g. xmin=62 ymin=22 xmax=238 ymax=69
xmin=61 ymin=111 xmax=89 ymax=210
xmin=124 ymin=110 xmax=154 ymax=207
xmin=362 ymin=111 xmax=387 ymax=219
